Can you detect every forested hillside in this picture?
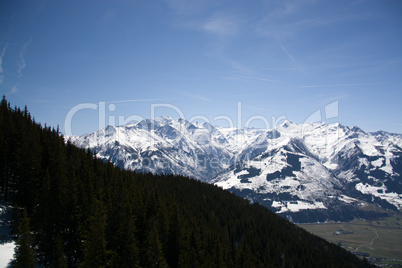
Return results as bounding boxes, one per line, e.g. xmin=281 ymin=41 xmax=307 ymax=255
xmin=0 ymin=97 xmax=372 ymax=267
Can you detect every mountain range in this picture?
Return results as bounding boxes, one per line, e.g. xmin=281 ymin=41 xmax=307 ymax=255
xmin=1 ymin=98 xmax=374 ymax=267
xmin=69 ymin=117 xmax=402 ymax=223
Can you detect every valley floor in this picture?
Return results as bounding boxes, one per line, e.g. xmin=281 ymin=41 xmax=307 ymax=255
xmin=299 ymin=213 xmax=402 ymax=267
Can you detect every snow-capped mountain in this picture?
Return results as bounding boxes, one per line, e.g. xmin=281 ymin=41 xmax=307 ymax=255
xmin=213 ymin=121 xmax=402 ymax=222
xmin=69 ymin=117 xmax=402 ymax=223
xmin=68 ymin=117 xmax=259 ymax=181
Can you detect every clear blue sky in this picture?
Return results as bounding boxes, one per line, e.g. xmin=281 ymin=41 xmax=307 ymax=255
xmin=1 ymin=0 xmax=401 ymax=135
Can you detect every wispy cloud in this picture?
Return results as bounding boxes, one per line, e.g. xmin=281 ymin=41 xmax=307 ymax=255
xmin=107 ymin=98 xmax=178 ymax=104
xmin=242 ymin=75 xmax=290 ymax=84
xmin=165 ymin=0 xmax=246 ymax=78
xmin=0 ymin=43 xmax=8 ymax=84
xmin=330 ymin=59 xmax=402 ymax=79
xmin=279 ymin=43 xmax=308 ymax=75
xmin=299 ymin=83 xmax=386 ymax=88
xmin=186 ymin=93 xmax=211 ymax=102
xmin=8 ymin=84 xmax=18 ymax=95
xmin=221 ymin=75 xmax=289 ymax=85
xmin=17 ymin=38 xmax=32 ymax=77
xmin=256 ymin=1 xmax=375 ymax=40
xmin=0 ymin=43 xmax=8 ymax=73
xmin=165 ymin=0 xmax=241 ymax=38
xmin=279 ymin=44 xmax=298 ymax=66
xmin=173 ymin=90 xmax=212 ymax=102
xmin=202 ymin=15 xmax=239 ymax=37
xmin=222 ymin=59 xmax=254 ymax=75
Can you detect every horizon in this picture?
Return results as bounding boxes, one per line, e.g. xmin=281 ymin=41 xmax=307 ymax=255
xmin=1 ymin=0 xmax=401 ymax=136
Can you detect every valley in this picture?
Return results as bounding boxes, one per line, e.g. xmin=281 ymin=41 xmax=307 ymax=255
xmin=299 ymin=213 xmax=402 ymax=266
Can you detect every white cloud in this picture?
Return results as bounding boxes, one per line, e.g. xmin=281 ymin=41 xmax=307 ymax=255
xmin=299 ymin=83 xmax=385 ymax=88
xmin=108 ymin=98 xmax=177 ymax=104
xmin=185 ymin=93 xmax=211 ymax=102
xmin=0 ymin=44 xmax=8 ymax=85
xmin=202 ymin=15 xmax=238 ymax=37
xmin=8 ymin=84 xmax=18 ymax=95
xmin=165 ymin=0 xmax=240 ymax=38
xmin=238 ymin=75 xmax=289 ymax=84
xmin=17 ymin=39 xmax=32 ymax=77
xmin=0 ymin=43 xmax=8 ymax=74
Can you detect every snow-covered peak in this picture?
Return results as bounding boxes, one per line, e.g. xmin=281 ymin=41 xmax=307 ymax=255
xmin=69 ymin=118 xmax=402 ymax=222
xmin=279 ymin=119 xmax=296 ymax=129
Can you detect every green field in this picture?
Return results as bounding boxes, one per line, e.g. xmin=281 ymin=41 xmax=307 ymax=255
xmin=299 ymin=214 xmax=402 ymax=266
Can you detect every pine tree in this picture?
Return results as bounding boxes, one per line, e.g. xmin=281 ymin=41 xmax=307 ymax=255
xmin=51 ymin=234 xmax=68 ymax=268
xmin=80 ymin=198 xmax=108 ymax=268
xmin=145 ymin=220 xmax=168 ymax=268
xmin=11 ymin=209 xmax=37 ymax=268
xmin=110 ymin=199 xmax=140 ymax=267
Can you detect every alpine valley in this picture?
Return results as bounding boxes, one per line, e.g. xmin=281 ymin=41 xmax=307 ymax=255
xmin=69 ymin=117 xmax=402 ymax=223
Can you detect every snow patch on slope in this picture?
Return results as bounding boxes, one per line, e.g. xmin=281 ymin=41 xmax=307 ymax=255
xmin=355 ymin=183 xmax=402 ymax=209
xmin=272 ymin=200 xmax=326 ymax=213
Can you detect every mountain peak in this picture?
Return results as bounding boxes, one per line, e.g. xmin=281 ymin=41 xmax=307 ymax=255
xmin=351 ymin=125 xmax=366 ymax=134
xmin=153 ymin=116 xmax=174 ymax=125
xmin=280 ymin=119 xmax=295 ymax=128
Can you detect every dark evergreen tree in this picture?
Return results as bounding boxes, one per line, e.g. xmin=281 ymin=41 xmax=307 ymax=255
xmin=109 ymin=198 xmax=139 ymax=267
xmin=51 ymin=234 xmax=68 ymax=268
xmin=145 ymin=220 xmax=168 ymax=268
xmin=165 ymin=203 xmax=180 ymax=267
xmin=11 ymin=209 xmax=37 ymax=268
xmin=80 ymin=197 xmax=108 ymax=268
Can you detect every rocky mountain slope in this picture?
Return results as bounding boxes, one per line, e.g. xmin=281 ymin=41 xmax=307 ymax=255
xmin=69 ymin=117 xmax=402 ymax=223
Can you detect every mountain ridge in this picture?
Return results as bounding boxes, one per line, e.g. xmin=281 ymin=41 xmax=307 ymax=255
xmin=69 ymin=116 xmax=402 ymax=223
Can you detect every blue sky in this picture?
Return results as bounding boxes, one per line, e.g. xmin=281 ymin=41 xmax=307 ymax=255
xmin=1 ymin=0 xmax=401 ymax=135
